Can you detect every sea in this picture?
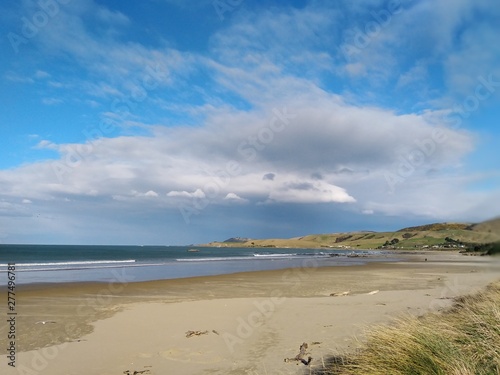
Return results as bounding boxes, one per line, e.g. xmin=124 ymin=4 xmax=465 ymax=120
xmin=0 ymin=244 xmax=393 ymax=286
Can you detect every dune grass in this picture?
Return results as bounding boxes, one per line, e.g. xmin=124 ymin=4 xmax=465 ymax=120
xmin=319 ymin=281 xmax=500 ymax=375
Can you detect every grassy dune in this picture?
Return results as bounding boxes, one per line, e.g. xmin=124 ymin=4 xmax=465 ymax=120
xmin=319 ymin=281 xmax=500 ymax=375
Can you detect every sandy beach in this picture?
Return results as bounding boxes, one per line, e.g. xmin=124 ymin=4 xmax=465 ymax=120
xmin=1 ymin=252 xmax=499 ymax=375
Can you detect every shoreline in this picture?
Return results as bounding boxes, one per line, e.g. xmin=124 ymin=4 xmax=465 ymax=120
xmin=6 ymin=250 xmax=463 ymax=296
xmin=5 ymin=249 xmax=468 ymax=290
xmin=1 ymin=252 xmax=498 ymax=374
xmin=1 ymin=247 xmax=395 ymax=287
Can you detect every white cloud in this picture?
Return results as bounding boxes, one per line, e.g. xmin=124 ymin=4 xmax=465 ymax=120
xmin=267 ymin=180 xmax=356 ymax=204
xmin=444 ymin=23 xmax=500 ymax=98
xmin=167 ymin=189 xmax=206 ymax=199
xmin=95 ymin=7 xmax=130 ymax=25
xmin=26 ymin=1 xmax=193 ymax=105
xmin=344 ymin=62 xmax=366 ymax=77
xmin=0 ymin=95 xmax=475 ymax=215
xmin=131 ymin=190 xmax=159 ymax=198
xmin=34 ymin=70 xmax=51 ymax=79
xmin=224 ymin=193 xmax=248 ymax=203
xmin=144 ymin=190 xmax=159 ymax=198
xmin=396 ymin=61 xmax=429 ymax=89
xmin=4 ymin=72 xmax=34 ymax=84
xmin=42 ymin=98 xmax=64 ymax=105
xmin=34 ymin=140 xmax=58 ymax=150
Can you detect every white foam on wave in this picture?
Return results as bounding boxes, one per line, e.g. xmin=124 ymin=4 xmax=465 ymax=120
xmin=175 ymin=251 xmax=347 ymax=262
xmin=175 ymin=256 xmax=256 ymax=262
xmin=0 ymin=260 xmax=136 ymax=268
xmin=253 ymin=253 xmax=296 ymax=257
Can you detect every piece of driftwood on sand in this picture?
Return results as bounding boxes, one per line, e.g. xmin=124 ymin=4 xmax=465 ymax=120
xmin=185 ymin=330 xmax=209 ymax=338
xmin=330 ymin=291 xmax=350 ymax=297
xmin=284 ymin=342 xmax=313 ymax=365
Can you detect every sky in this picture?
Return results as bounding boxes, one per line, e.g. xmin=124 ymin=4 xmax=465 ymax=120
xmin=0 ymin=0 xmax=499 ymax=245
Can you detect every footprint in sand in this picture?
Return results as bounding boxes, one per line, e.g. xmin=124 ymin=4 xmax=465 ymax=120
xmin=137 ymin=353 xmax=154 ymax=359
xmin=159 ymin=348 xmax=224 ymax=364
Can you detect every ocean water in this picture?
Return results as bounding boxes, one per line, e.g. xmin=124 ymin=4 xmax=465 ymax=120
xmin=0 ymin=244 xmax=391 ymax=286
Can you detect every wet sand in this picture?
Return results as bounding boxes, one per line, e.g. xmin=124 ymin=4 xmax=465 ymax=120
xmin=0 ymin=252 xmax=498 ymax=374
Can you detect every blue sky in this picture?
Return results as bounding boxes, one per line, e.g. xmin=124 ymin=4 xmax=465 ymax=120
xmin=0 ymin=0 xmax=499 ymax=245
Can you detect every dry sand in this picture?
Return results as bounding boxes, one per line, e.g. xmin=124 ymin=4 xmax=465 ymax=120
xmin=1 ymin=252 xmax=499 ymax=375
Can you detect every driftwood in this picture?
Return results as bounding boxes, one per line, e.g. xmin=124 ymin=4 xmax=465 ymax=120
xmin=284 ymin=342 xmax=313 ymax=365
xmin=123 ymin=370 xmax=150 ymax=375
xmin=185 ymin=330 xmax=209 ymax=338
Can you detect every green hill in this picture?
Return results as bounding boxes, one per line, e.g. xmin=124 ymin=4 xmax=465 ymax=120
xmin=203 ymin=217 xmax=500 ymax=250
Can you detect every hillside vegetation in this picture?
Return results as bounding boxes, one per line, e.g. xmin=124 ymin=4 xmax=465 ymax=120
xmin=397 ymin=223 xmax=471 ymax=232
xmin=203 ymin=218 xmax=500 ymax=251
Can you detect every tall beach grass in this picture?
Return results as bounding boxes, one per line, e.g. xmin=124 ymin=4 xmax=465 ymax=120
xmin=319 ymin=281 xmax=500 ymax=375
